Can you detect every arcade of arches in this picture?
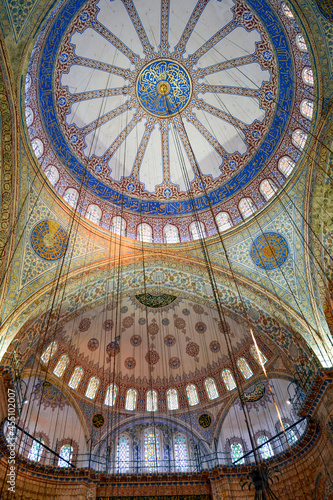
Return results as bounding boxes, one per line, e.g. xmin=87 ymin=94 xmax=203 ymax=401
xmin=0 ymin=0 xmax=333 ymax=498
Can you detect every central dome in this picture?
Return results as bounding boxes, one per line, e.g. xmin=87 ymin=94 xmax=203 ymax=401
xmin=25 ymin=0 xmax=313 ymax=242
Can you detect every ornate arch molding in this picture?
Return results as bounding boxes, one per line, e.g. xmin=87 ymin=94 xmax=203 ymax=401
xmin=0 ymin=40 xmax=18 ymax=320
xmin=308 ymin=107 xmax=333 ymax=339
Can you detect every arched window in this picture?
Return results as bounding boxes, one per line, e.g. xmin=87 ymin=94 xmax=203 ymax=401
xmin=163 ymin=224 xmax=180 ymax=243
xmin=281 ymin=2 xmax=294 ymax=17
xmin=41 ymin=342 xmax=58 ymax=364
xmin=296 ymin=34 xmax=307 ymax=52
xmin=257 ymin=435 xmax=273 ymax=459
xmin=85 ymin=377 xmax=99 ymax=400
xmin=26 ymin=106 xmax=34 ymax=127
xmin=260 ymin=179 xmax=277 ymax=201
xmin=58 ymin=444 xmax=73 ymax=467
xmin=167 ymin=388 xmax=179 ymax=410
xmin=189 ymin=221 xmax=206 ymax=240
xmin=278 ymin=156 xmax=295 ymax=177
xmin=86 ymin=204 xmax=101 ymax=224
xmin=239 ymin=198 xmax=256 ymax=219
xmin=104 ymin=384 xmax=118 ymax=406
xmin=44 ymin=165 xmax=59 ymax=186
xmin=205 ymin=378 xmax=219 ymax=400
xmin=31 ymin=138 xmax=44 ymax=158
xmin=111 ymin=216 xmax=126 ymax=236
xmin=144 ymin=428 xmax=161 ymax=471
xmin=125 ymin=388 xmax=137 ymax=411
xmin=216 ymin=212 xmax=232 ymax=232
xmin=146 ymin=390 xmax=158 ymax=411
xmin=137 ymin=223 xmax=153 ymax=242
xmin=222 ymin=369 xmax=236 ymax=391
xmin=64 ymin=188 xmax=79 ymax=208
xmin=68 ymin=367 xmax=83 ymax=390
xmin=230 ymin=442 xmax=244 ymax=464
xmin=186 ymin=384 xmax=199 ymax=406
xmin=292 ymin=129 xmax=308 ymax=150
xmin=53 ymin=354 xmax=69 ymax=378
xmin=302 ymin=67 xmax=314 ymax=86
xmin=28 ymin=438 xmax=44 ymax=462
xmin=116 ymin=434 xmax=130 ymax=473
xmin=174 ymin=433 xmax=189 ymax=471
xmin=237 ymin=358 xmax=253 ymax=380
xmin=300 ymin=100 xmax=313 ymax=120
xmin=250 ymin=345 xmax=268 ymax=365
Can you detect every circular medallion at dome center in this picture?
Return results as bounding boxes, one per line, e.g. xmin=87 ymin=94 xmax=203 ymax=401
xmin=136 ymin=60 xmax=192 ymax=117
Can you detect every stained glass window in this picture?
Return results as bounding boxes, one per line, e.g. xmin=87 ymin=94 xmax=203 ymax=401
xmin=174 ymin=434 xmax=189 ymax=471
xmin=260 ymin=179 xmax=277 ymax=201
xmin=146 ymin=390 xmax=158 ymax=411
xmin=231 ymin=442 xmax=244 ymax=464
xmin=300 ymin=100 xmax=313 ymax=120
xmin=257 ymin=435 xmax=273 ymax=459
xmin=41 ymin=342 xmax=58 ymax=364
xmin=86 ymin=204 xmax=101 ymax=224
xmin=186 ymin=384 xmax=199 ymax=406
xmin=250 ymin=345 xmax=267 ymax=365
xmin=28 ymin=438 xmax=44 ymax=462
xmin=44 ymin=165 xmax=59 ymax=186
xmin=167 ymin=388 xmax=179 ymax=410
xmin=190 ymin=221 xmax=206 ymax=240
xmin=292 ymin=129 xmax=308 ymax=150
xmin=125 ymin=388 xmax=137 ymax=411
xmin=116 ymin=434 xmax=130 ymax=473
xmin=85 ymin=377 xmax=99 ymax=400
xmin=205 ymin=378 xmax=219 ymax=400
xmin=239 ymin=198 xmax=256 ymax=219
xmin=302 ymin=67 xmax=314 ymax=86
xmin=138 ymin=223 xmax=153 ymax=242
xmin=111 ymin=216 xmax=126 ymax=236
xmin=237 ymin=358 xmax=253 ymax=380
xmin=163 ymin=224 xmax=180 ymax=243
xmin=222 ymin=369 xmax=236 ymax=391
xmin=53 ymin=354 xmax=69 ymax=378
xmin=144 ymin=428 xmax=160 ymax=471
xmin=58 ymin=444 xmax=73 ymax=467
xmin=64 ymin=188 xmax=79 ymax=208
xmin=296 ymin=34 xmax=307 ymax=52
xmin=281 ymin=2 xmax=294 ymax=17
xmin=278 ymin=156 xmax=295 ymax=177
xmin=68 ymin=367 xmax=83 ymax=390
xmin=216 ymin=212 xmax=232 ymax=232
xmin=104 ymin=384 xmax=118 ymax=406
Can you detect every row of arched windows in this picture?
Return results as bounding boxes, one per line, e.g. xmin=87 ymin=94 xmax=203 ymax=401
xmin=41 ymin=342 xmax=267 ymax=408
xmin=28 ymin=439 xmax=73 ymax=468
xmin=27 ymin=430 xmax=189 ymax=472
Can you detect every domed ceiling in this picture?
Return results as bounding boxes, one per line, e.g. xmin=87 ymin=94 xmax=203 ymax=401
xmin=25 ymin=0 xmax=314 ymax=242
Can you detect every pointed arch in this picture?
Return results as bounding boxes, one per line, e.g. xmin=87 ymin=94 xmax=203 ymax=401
xmin=85 ymin=377 xmax=99 ymax=400
xmin=205 ymin=378 xmax=219 ymax=400
xmin=53 ymin=354 xmax=69 ymax=378
xmin=167 ymin=388 xmax=179 ymax=410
